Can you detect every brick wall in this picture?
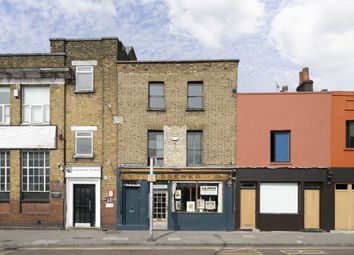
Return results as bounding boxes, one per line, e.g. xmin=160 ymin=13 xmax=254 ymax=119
xmin=117 ymin=61 xmax=238 ymax=167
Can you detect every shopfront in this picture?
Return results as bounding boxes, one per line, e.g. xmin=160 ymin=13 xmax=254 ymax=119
xmin=117 ymin=168 xmax=235 ymax=231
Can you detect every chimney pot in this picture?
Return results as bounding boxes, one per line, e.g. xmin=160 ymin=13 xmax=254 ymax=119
xmin=299 ymin=71 xmax=303 ymax=85
xmin=296 ymin=67 xmax=313 ymax=92
xmin=302 ymin=67 xmax=309 ymax=81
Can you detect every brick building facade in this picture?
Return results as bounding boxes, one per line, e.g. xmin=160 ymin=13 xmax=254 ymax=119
xmin=116 ymin=60 xmax=238 ymax=230
xmin=0 ymin=38 xmax=237 ymax=230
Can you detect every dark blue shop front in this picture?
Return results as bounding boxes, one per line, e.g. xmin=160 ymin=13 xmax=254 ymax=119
xmin=117 ymin=174 xmax=235 ymax=231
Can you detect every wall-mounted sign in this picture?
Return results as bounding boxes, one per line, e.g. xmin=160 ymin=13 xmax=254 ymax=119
xmin=200 ymin=186 xmax=218 ymax=195
xmin=50 ymin=192 xmax=62 ymax=199
xmin=105 ymin=203 xmax=114 ymax=208
xmin=147 ymin=174 xmax=156 ymax=182
xmin=153 ymin=184 xmax=168 ymax=190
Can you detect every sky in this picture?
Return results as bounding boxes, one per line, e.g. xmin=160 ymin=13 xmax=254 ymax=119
xmin=0 ymin=0 xmax=353 ymax=92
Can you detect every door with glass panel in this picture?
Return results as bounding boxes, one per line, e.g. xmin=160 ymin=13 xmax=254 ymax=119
xmin=153 ymin=191 xmax=168 ymax=230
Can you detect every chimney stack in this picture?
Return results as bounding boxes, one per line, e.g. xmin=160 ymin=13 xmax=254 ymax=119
xmin=296 ymin=67 xmax=313 ymax=92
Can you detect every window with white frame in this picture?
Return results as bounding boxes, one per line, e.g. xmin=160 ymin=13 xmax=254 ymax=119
xmin=0 ymin=87 xmax=10 ymax=124
xmin=22 ymin=151 xmax=49 ymax=192
xmin=76 ymin=66 xmax=93 ymax=91
xmin=0 ymin=151 xmax=10 ymax=192
xmin=75 ymin=131 xmax=93 ymax=157
xmin=22 ymin=86 xmax=50 ymax=124
xmin=171 ymin=181 xmax=223 ymax=213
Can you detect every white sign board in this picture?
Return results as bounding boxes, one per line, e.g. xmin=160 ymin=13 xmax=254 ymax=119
xmin=0 ymin=126 xmax=56 ymax=149
xmin=153 ymin=184 xmax=168 ymax=189
xmin=260 ymin=183 xmax=298 ymax=214
xmin=200 ymin=186 xmax=218 ymax=195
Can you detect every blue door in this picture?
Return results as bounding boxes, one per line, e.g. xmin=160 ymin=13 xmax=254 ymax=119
xmin=124 ymin=187 xmax=141 ymax=225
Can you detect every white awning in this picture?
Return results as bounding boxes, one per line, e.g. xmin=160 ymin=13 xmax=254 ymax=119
xmin=0 ymin=126 xmax=56 ymax=149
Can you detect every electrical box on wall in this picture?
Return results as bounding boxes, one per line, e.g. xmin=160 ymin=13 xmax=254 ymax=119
xmin=13 ymin=89 xmax=19 ymax=98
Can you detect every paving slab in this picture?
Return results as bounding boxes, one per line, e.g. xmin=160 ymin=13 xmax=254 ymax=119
xmin=0 ymin=229 xmax=353 ymax=248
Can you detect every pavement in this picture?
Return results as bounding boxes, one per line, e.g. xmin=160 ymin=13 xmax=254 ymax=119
xmin=0 ymin=229 xmax=353 ymax=249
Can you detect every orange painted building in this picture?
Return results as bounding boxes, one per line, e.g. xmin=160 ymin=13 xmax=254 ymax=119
xmin=330 ymin=92 xmax=354 ymax=167
xmin=235 ymin=67 xmax=354 ymax=231
xmin=237 ymin=92 xmax=332 ymax=168
xmin=330 ymin=92 xmax=354 ymax=230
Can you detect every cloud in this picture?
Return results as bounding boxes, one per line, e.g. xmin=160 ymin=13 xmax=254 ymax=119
xmin=0 ymin=0 xmax=119 ymax=53
xmin=166 ymin=0 xmax=265 ymax=48
xmin=270 ymin=0 xmax=354 ymax=90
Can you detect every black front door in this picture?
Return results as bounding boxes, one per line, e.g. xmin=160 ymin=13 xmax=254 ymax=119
xmin=74 ymin=184 xmax=95 ymax=227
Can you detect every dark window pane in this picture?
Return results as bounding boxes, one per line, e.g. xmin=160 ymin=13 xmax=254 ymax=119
xmin=188 ymin=84 xmax=202 ymax=96
xmin=149 ymin=84 xmax=164 ymax=96
xmin=336 ymin=184 xmax=348 ymax=190
xmin=187 ymin=132 xmax=202 ymax=165
xmin=347 ymin=121 xmax=354 ymax=148
xmin=149 ymin=97 xmax=164 ymax=108
xmin=77 ymin=137 xmax=92 ymax=155
xmin=148 ymin=131 xmax=164 ymax=165
xmin=188 ymin=97 xmax=203 ymax=109
xmin=271 ymin=131 xmax=290 ymax=162
xmin=149 ymin=83 xmax=164 ymax=109
xmin=77 ymin=72 xmax=93 ymax=90
xmin=0 ymin=90 xmax=10 ymax=104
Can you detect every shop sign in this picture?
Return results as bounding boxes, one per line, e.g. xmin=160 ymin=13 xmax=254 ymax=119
xmin=200 ymin=186 xmax=218 ymax=195
xmin=153 ymin=184 xmax=168 ymax=189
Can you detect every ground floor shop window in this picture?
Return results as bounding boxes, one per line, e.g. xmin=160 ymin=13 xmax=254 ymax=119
xmin=21 ymin=150 xmax=50 ymax=201
xmin=172 ymin=181 xmax=223 ymax=213
xmin=0 ymin=151 xmax=10 ymax=191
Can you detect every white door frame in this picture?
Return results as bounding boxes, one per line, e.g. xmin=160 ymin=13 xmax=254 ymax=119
xmin=65 ymin=167 xmax=101 ymax=229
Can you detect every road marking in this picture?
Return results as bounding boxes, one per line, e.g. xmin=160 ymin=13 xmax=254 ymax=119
xmin=218 ymin=248 xmax=263 ymax=255
xmin=32 ymin=240 xmax=59 ymax=245
xmin=102 ymin=237 xmax=129 ymax=241
xmin=167 ymin=237 xmax=181 ymax=241
xmin=280 ymin=250 xmax=326 ymax=255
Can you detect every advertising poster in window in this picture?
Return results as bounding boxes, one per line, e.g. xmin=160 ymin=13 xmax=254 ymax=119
xmin=200 ymin=185 xmax=218 ymax=195
xmin=175 ymin=189 xmax=181 ymax=199
xmin=186 ymin=201 xmax=195 ymax=212
xmin=205 ymin=200 xmax=216 ymax=210
xmin=175 ymin=200 xmax=181 ymax=211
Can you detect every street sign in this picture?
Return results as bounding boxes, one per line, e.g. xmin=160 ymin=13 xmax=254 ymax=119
xmin=147 ymin=173 xmax=156 ymax=182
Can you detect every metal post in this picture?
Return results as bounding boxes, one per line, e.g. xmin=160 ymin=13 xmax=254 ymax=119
xmin=148 ymin=157 xmax=154 ymax=241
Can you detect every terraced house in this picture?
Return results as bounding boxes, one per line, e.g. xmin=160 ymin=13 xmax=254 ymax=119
xmin=0 ymin=38 xmax=238 ymax=230
xmin=236 ymin=68 xmax=354 ymax=231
